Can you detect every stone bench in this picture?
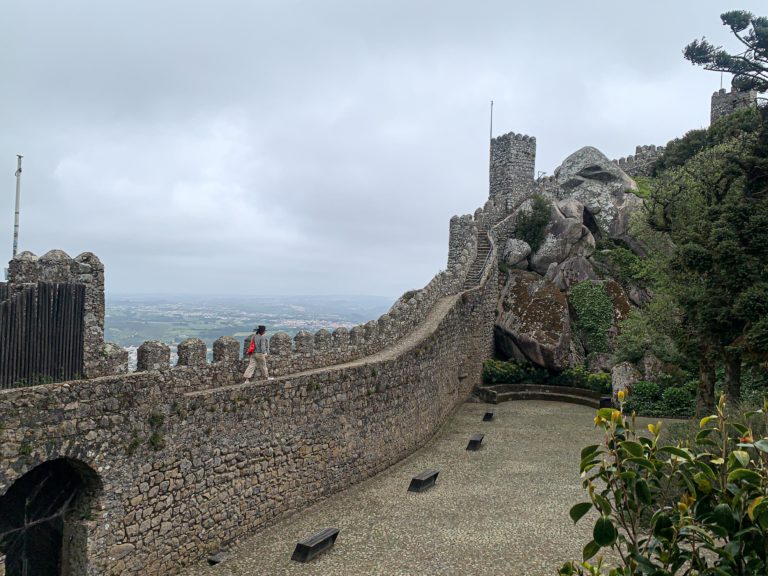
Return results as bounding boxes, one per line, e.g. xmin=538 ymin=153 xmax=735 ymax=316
xmin=466 ymin=433 xmax=484 ymax=451
xmin=408 ymin=469 xmax=440 ymax=493
xmin=291 ymin=527 xmax=340 ymax=562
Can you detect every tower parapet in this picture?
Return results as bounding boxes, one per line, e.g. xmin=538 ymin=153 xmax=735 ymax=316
xmin=711 ymin=88 xmax=757 ymax=124
xmin=489 ymin=132 xmax=536 ymax=216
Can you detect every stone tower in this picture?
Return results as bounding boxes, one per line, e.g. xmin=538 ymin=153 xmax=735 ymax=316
xmin=489 ymin=132 xmax=536 ymax=213
xmin=710 ymin=87 xmax=757 ymax=124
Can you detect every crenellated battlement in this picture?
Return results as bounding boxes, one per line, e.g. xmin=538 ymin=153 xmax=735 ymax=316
xmin=611 ymin=144 xmax=665 ymax=177
xmin=110 ymin=224 xmax=484 ymax=380
xmin=711 ymin=87 xmax=758 ymax=124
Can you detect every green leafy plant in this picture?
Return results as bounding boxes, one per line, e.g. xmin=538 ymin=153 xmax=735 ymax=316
xmin=482 ymin=359 xmax=548 ymax=385
xmin=515 ymin=194 xmax=552 ymax=253
xmin=148 ymin=431 xmax=164 ymax=451
xmin=561 ymin=394 xmax=768 ymax=575
xmin=306 ymin=381 xmax=320 ymax=392
xmin=125 ymin=433 xmax=142 ymax=456
xmin=662 ymin=387 xmax=696 ymax=419
xmin=554 ymin=366 xmax=612 ymax=394
xmin=570 ymin=282 xmax=614 ymax=354
xmin=148 ymin=412 xmax=164 ymax=430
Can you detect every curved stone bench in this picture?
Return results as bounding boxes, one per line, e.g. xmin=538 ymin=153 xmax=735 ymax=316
xmin=477 ymin=383 xmax=610 ymax=409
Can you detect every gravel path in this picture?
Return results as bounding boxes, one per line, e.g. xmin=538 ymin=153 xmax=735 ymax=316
xmin=182 ymin=400 xmax=606 ymax=576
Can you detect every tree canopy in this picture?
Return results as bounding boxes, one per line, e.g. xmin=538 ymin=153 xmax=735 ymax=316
xmin=684 ymin=10 xmax=768 ymax=92
xmin=646 ymin=103 xmax=768 ymax=413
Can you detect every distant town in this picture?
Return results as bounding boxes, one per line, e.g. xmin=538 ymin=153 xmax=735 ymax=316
xmin=105 ymin=293 xmax=393 ymax=369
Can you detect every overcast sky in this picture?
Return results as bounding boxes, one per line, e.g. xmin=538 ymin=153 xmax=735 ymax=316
xmin=1 ymin=1 xmax=764 ymax=298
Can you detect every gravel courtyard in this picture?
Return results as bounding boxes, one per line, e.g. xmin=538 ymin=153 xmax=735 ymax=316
xmin=183 ymin=400 xmax=606 ymax=576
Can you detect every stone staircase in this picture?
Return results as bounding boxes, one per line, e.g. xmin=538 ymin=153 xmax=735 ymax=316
xmin=477 ymin=383 xmax=611 ymax=409
xmin=463 ymin=232 xmax=492 ymax=289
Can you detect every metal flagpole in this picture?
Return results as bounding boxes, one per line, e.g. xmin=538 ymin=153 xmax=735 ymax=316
xmin=489 ymin=100 xmax=494 ymax=140
xmin=13 ymin=154 xmax=23 ymax=259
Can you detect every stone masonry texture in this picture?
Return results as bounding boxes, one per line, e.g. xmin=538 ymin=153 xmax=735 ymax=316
xmin=0 ymin=260 xmax=497 ymax=574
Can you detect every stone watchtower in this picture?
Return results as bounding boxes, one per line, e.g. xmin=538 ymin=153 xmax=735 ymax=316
xmin=711 ymin=87 xmax=758 ymax=124
xmin=489 ymin=132 xmax=536 ymax=214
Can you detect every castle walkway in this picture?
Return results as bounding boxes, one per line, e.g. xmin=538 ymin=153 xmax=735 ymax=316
xmin=184 ymin=293 xmax=462 ymax=399
xmin=182 ymin=400 xmax=609 ymax=576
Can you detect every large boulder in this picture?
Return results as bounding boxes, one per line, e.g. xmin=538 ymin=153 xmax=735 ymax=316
xmin=546 ymin=256 xmax=597 ymax=291
xmin=495 ymin=270 xmax=572 ymax=371
xmin=530 ymin=204 xmax=595 ymax=275
xmin=502 ymin=239 xmax=531 ymax=269
xmin=611 ymin=361 xmax=642 ymax=403
xmin=603 ymin=279 xmax=632 ymax=330
xmin=554 ymin=146 xmax=643 ymax=241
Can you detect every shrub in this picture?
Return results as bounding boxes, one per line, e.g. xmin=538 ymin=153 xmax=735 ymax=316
xmin=482 ymin=359 xmax=548 ymax=384
xmin=515 ymin=194 xmax=551 ymax=253
xmin=561 ymin=395 xmax=768 ymax=576
xmin=624 ymin=380 xmax=661 ymax=416
xmin=587 ymin=372 xmax=612 ymax=395
xmin=661 ymin=386 xmax=695 ymax=419
xmin=613 ymin=298 xmax=686 ymax=366
xmin=570 ymin=282 xmax=614 ymax=354
xmin=554 ymin=366 xmax=611 ymax=394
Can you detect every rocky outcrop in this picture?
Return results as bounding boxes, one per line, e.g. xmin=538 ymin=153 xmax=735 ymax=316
xmin=546 ymin=256 xmax=597 ymax=291
xmin=529 ymin=204 xmax=595 ymax=275
xmin=502 ymin=239 xmax=531 ymax=270
xmin=492 ymin=145 xmax=652 ymax=376
xmin=495 ymin=271 xmax=572 ymax=370
xmin=611 ymin=361 xmax=642 ymax=402
xmin=554 ymin=146 xmax=643 ymax=241
xmin=603 ymin=279 xmax=632 ymax=330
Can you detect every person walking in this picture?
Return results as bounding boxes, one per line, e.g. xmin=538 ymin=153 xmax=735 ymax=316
xmin=243 ymin=325 xmax=273 ymax=383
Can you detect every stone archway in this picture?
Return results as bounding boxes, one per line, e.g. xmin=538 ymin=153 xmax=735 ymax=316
xmin=0 ymin=458 xmax=101 ymax=576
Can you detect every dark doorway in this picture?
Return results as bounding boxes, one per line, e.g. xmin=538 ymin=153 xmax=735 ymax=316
xmin=0 ymin=459 xmax=101 ymax=576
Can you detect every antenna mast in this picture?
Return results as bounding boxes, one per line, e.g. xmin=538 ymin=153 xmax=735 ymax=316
xmin=489 ymin=100 xmax=494 ymax=141
xmin=13 ymin=154 xmax=23 ymax=259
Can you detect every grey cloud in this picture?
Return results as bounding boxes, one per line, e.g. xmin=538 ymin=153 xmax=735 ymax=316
xmin=1 ymin=0 xmax=765 ymax=296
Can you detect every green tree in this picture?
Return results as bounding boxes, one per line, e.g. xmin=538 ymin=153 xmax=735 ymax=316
xmin=647 ymin=117 xmax=768 ymax=413
xmin=684 ymin=10 xmax=768 ymax=92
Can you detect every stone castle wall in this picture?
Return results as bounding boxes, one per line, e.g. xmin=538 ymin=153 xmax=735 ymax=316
xmin=611 ymin=144 xmax=664 ymax=178
xmin=711 ymin=87 xmax=758 ymax=124
xmin=0 ymin=255 xmax=497 ymax=574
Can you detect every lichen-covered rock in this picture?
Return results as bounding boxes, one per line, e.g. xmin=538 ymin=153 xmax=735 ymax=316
xmin=557 ymin=198 xmax=585 ymax=221
xmin=550 ymin=256 xmax=597 ymax=291
xmin=640 ymin=353 xmax=664 ymax=382
xmin=603 ymin=279 xmax=632 ymax=330
xmin=502 ymin=239 xmax=531 ymax=269
xmin=628 ymin=285 xmax=652 ymax=307
xmin=587 ymin=352 xmax=615 ymax=373
xmin=529 ymin=204 xmax=595 ymax=275
xmin=495 ymin=270 xmax=572 ymax=370
xmin=554 ymin=146 xmax=642 ymax=240
xmin=612 ymin=361 xmax=641 ymax=402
